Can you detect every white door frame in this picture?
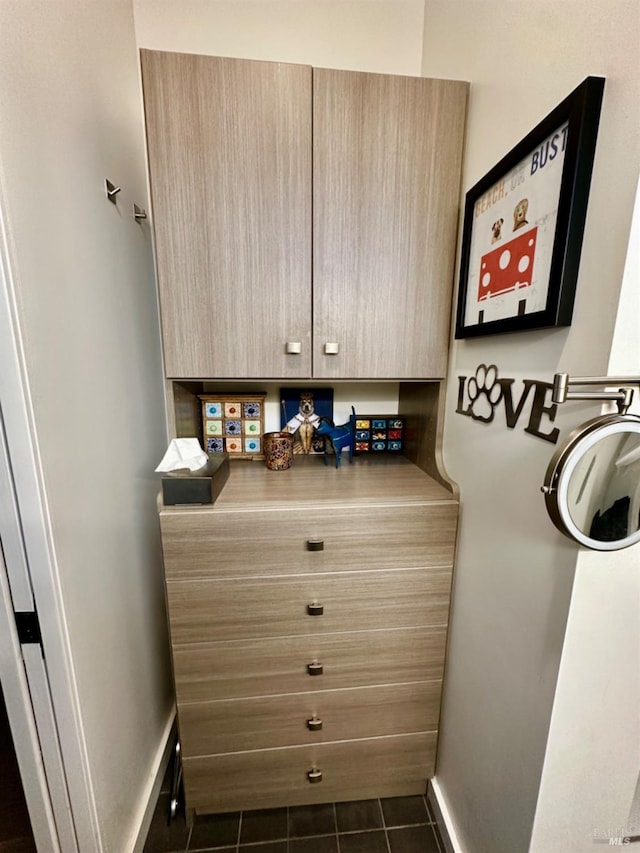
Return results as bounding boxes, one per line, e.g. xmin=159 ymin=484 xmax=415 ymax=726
xmin=0 ymin=185 xmax=101 ymax=850
xmin=0 ymin=410 xmax=78 ymax=850
xmin=0 ymin=535 xmax=59 ymax=851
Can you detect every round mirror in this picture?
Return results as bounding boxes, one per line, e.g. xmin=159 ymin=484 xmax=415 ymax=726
xmin=542 ymin=414 xmax=640 ymax=550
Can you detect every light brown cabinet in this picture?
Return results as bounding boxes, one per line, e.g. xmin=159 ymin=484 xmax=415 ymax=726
xmin=159 ymin=457 xmax=458 ymax=815
xmin=141 ymin=51 xmax=312 ymax=380
xmin=141 ymin=51 xmax=467 ymax=380
xmin=313 ymin=68 xmax=467 ymax=379
xmin=184 ymin=734 xmax=438 ymax=813
xmin=145 ymin=48 xmax=466 ymax=818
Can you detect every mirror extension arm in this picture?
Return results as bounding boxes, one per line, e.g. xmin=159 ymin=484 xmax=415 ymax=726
xmin=552 ymin=373 xmax=640 ymax=414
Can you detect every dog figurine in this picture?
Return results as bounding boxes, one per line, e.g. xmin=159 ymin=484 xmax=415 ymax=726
xmin=513 ymin=199 xmax=529 ymax=231
xmin=283 ymin=392 xmax=321 ymax=454
xmin=315 ymin=408 xmax=355 ymax=468
xmin=491 ymin=218 xmax=504 ymax=243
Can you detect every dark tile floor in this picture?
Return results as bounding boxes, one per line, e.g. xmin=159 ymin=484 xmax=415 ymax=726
xmin=144 ymin=779 xmax=447 ymax=853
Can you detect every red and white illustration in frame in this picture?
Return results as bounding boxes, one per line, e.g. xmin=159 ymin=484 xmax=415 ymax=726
xmin=464 ymin=123 xmax=568 ymax=327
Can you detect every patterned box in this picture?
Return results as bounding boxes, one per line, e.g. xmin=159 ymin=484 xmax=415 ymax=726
xmin=199 ymin=393 xmax=266 ymax=460
xmin=351 ymin=414 xmax=405 ymax=455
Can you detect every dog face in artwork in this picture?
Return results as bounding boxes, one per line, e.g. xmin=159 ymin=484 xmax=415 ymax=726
xmin=491 ymin=218 xmax=504 ymax=243
xmin=283 ymin=392 xmax=321 ymax=454
xmin=298 ymin=393 xmax=315 ymax=417
xmin=513 ymin=199 xmax=529 ymax=231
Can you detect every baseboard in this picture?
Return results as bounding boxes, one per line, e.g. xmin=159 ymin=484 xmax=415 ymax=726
xmin=129 ymin=709 xmax=177 ymax=853
xmin=428 ymin=777 xmax=465 ymax=853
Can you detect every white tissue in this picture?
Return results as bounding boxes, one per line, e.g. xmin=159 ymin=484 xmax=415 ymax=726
xmin=155 ymin=438 xmax=208 ymax=473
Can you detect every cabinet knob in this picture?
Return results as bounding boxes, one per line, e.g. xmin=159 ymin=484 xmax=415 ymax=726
xmin=307 ymin=716 xmax=323 ymax=731
xmin=306 ymin=539 xmax=324 ymax=552
xmin=307 ymin=767 xmax=323 ymax=783
xmin=324 ymin=342 xmax=340 ymax=355
xmin=307 ymin=602 xmax=324 ymax=616
xmin=285 ymin=341 xmax=302 ymax=354
xmin=307 ymin=661 xmax=323 ymax=676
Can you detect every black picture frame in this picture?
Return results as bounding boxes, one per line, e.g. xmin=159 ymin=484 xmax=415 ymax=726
xmin=455 ymin=76 xmax=604 ymax=339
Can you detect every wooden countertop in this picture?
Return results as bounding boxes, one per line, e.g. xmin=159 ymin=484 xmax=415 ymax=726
xmin=159 ymin=455 xmax=456 ymax=513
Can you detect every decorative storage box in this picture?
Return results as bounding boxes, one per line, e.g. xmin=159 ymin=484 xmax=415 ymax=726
xmin=199 ymin=393 xmax=266 ymax=459
xmin=352 ymin=414 xmax=405 ymax=454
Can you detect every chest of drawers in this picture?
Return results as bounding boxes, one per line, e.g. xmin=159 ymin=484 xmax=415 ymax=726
xmin=158 ymin=456 xmax=458 ymax=815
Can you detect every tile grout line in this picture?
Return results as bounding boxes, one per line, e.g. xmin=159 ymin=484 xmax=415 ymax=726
xmin=424 ymin=792 xmax=438 ymax=826
xmin=236 ymin=827 xmax=416 ymax=843
xmin=236 ymin=808 xmax=243 ymax=853
xmin=333 ymin=802 xmax=341 ymax=853
xmin=432 ymin=822 xmax=444 ymax=853
xmin=378 ymin=798 xmax=392 ymax=853
xmin=184 ymin=811 xmax=192 ymax=853
xmin=424 ymin=788 xmax=444 ymax=852
xmin=339 ymin=827 xmax=396 ymax=836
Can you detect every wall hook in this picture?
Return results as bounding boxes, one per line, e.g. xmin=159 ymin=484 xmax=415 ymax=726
xmin=105 ymin=179 xmax=121 ymax=203
xmin=133 ymin=204 xmax=147 ymax=221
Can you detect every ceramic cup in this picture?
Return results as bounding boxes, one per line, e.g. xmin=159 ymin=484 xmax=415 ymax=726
xmin=263 ymin=431 xmax=294 ymax=470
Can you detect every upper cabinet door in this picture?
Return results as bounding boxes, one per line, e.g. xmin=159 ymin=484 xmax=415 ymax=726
xmin=141 ymin=51 xmax=312 ymax=379
xmin=313 ymin=69 xmax=468 ymax=379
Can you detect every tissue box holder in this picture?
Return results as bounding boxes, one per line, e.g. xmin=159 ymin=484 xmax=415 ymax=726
xmin=161 ymin=453 xmax=230 ymax=506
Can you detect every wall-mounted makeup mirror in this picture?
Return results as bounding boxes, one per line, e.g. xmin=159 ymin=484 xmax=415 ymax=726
xmin=542 ymin=413 xmax=640 ymax=550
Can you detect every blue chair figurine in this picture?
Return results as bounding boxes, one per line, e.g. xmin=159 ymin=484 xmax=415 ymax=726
xmin=315 ymin=408 xmax=356 ymax=468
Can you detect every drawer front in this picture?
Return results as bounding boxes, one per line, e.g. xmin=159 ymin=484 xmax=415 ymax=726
xmin=160 ymin=503 xmax=457 ymax=580
xmin=184 ymin=732 xmax=436 ymax=813
xmin=166 ymin=567 xmax=451 ymax=643
xmin=179 ymin=680 xmax=442 ymax=756
xmin=173 ymin=626 xmax=446 ymax=702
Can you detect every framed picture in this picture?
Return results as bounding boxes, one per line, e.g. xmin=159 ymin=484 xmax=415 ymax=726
xmin=455 ymin=76 xmax=604 ymax=339
xmin=280 ymin=387 xmax=334 ymax=454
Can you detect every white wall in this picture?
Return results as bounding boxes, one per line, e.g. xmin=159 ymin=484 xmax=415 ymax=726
xmin=529 ymin=179 xmax=640 ymax=852
xmin=133 ymin=0 xmax=425 ymax=74
xmin=0 ymin=1 xmax=173 ymax=851
xmin=422 ymin=1 xmax=640 ymax=851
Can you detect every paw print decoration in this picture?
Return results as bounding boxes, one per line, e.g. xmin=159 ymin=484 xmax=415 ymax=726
xmin=467 ymin=364 xmax=502 ymax=422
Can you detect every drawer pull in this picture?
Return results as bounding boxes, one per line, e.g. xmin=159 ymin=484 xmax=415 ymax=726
xmin=307 ymin=602 xmax=324 ymax=616
xmin=307 ymin=661 xmax=323 ymax=676
xmin=307 ymin=767 xmax=323 ymax=783
xmin=306 ymin=539 xmax=324 ymax=552
xmin=307 ymin=716 xmax=323 ymax=732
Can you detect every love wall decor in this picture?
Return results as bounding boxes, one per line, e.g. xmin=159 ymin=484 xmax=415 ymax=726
xmin=456 ymin=364 xmax=560 ymax=444
xmin=455 ymin=76 xmax=604 ymax=338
